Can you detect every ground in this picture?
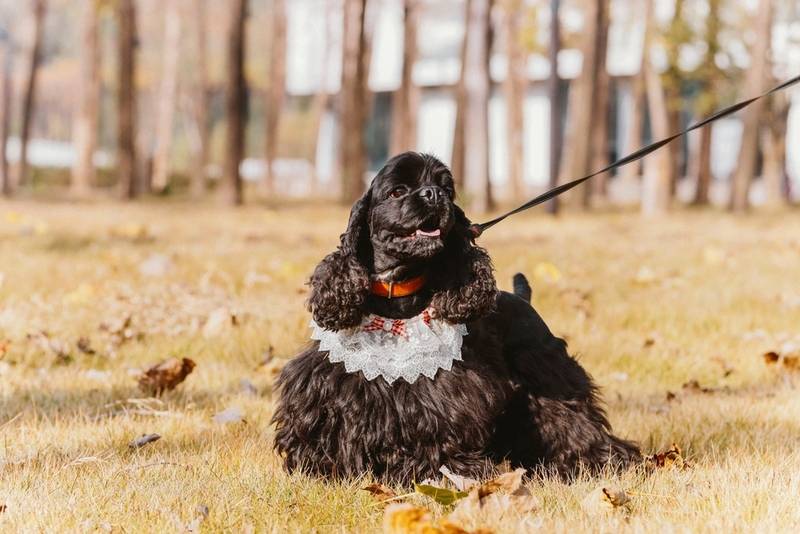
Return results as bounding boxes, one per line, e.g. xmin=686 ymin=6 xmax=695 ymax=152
xmin=1 ymin=200 xmax=800 ymax=533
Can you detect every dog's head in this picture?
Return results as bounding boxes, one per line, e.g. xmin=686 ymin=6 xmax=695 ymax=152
xmin=309 ymin=152 xmax=497 ymax=331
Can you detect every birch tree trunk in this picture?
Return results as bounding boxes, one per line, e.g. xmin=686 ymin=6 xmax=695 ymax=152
xmin=222 ymin=0 xmax=248 ymax=206
xmin=339 ymin=0 xmax=369 ymax=205
xmin=729 ymin=0 xmax=771 ymax=212
xmin=547 ymin=0 xmax=561 ymax=214
xmin=641 ymin=50 xmax=673 ymax=215
xmin=390 ymin=0 xmax=420 ymax=155
xmin=310 ymin=0 xmax=334 ymax=193
xmin=151 ymin=0 xmax=182 ymax=194
xmin=0 ymin=44 xmax=11 ymax=197
xmin=450 ymin=0 xmax=471 ymax=190
xmin=463 ymin=0 xmax=493 ymax=213
xmin=503 ymin=0 xmax=526 ymax=201
xmin=71 ymin=0 xmax=100 ymax=198
xmin=17 ymin=0 xmax=46 ymax=188
xmin=557 ymin=0 xmax=608 ymax=210
xmin=762 ymin=93 xmax=789 ymax=208
xmin=189 ymin=0 xmax=209 ymax=198
xmin=619 ymin=0 xmax=649 ymax=186
xmin=263 ymin=0 xmax=287 ymax=196
xmin=117 ymin=0 xmax=138 ymax=199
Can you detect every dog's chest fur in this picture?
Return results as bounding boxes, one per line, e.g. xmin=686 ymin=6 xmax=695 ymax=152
xmin=274 ymin=319 xmax=511 ymax=480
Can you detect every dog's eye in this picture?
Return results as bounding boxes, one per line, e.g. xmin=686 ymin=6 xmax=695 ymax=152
xmin=389 ymin=186 xmax=407 ymax=198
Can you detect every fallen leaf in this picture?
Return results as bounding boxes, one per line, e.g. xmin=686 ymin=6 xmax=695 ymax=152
xmin=449 ymin=468 xmax=539 ymax=523
xmin=415 ymin=483 xmax=468 ymax=506
xmin=382 ymin=504 xmax=480 ymax=534
xmin=76 ymin=337 xmax=96 ymax=355
xmin=363 ymin=483 xmax=399 ymax=504
xmin=129 ymin=433 xmax=161 ymax=449
xmin=0 ymin=503 xmax=6 ymax=514
xmin=439 ymin=465 xmax=478 ymax=492
xmin=645 ymin=443 xmax=690 ymax=470
xmin=137 ymin=357 xmax=196 ymax=396
xmin=64 ymin=283 xmax=95 ymax=305
xmin=109 ymin=223 xmax=151 ymax=241
xmin=213 ymin=406 xmax=244 ymax=424
xmin=681 ymin=380 xmax=715 ymax=394
xmin=581 ymin=486 xmax=630 ymax=515
xmin=0 ymin=339 xmax=9 ymax=359
xmin=763 ymin=351 xmax=780 ymax=364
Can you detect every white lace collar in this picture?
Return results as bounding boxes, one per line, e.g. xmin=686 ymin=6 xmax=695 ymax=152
xmin=310 ymin=309 xmax=467 ymax=385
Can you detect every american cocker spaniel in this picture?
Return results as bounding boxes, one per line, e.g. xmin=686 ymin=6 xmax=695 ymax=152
xmin=272 ymin=152 xmax=640 ymax=484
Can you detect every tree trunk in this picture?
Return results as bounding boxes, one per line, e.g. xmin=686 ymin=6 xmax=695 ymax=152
xmin=151 ymin=0 xmax=182 ymax=194
xmin=189 ymin=0 xmax=209 ymax=198
xmin=730 ymin=0 xmax=771 ymax=212
xmin=762 ymin=93 xmax=789 ymax=208
xmin=0 ymin=44 xmax=11 ymax=197
xmin=71 ymin=0 xmax=100 ymax=198
xmin=222 ymin=0 xmax=248 ymax=206
xmin=618 ymin=0 xmax=649 ymax=187
xmin=641 ymin=48 xmax=672 ymax=215
xmin=450 ymin=0 xmax=471 ymax=191
xmin=692 ymin=125 xmax=712 ymax=205
xmin=390 ymin=0 xmax=420 ymax=155
xmin=503 ymin=0 xmax=526 ymax=201
xmin=557 ymin=0 xmax=608 ymax=210
xmin=339 ymin=0 xmax=370 ymax=205
xmin=263 ymin=0 xmax=287 ymax=196
xmin=589 ymin=7 xmax=611 ymax=206
xmin=17 ymin=0 xmax=46 ymax=188
xmin=310 ymin=0 xmax=334 ymax=193
xmin=117 ymin=0 xmax=137 ymax=199
xmin=547 ymin=0 xmax=561 ymax=214
xmin=462 ymin=0 xmax=493 ymax=213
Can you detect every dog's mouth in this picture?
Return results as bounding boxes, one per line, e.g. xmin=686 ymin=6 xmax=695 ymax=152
xmin=406 ymin=220 xmax=441 ymax=239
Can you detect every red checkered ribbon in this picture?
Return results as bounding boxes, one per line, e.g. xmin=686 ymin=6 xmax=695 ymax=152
xmin=362 ymin=316 xmax=407 ymax=337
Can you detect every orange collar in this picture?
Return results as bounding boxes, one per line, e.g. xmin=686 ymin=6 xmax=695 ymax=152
xmin=370 ymin=274 xmax=427 ymax=299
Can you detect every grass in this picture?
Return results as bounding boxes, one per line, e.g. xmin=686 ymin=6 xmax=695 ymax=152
xmin=1 ymin=199 xmax=800 ymax=532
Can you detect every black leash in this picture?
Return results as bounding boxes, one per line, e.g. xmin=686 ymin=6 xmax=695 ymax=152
xmin=469 ymin=73 xmax=800 ymax=238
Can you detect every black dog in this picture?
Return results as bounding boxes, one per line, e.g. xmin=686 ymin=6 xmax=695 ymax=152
xmin=273 ymin=152 xmax=640 ymax=484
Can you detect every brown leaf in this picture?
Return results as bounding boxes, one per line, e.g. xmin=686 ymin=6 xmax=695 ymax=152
xmin=363 ymin=483 xmax=399 ymax=504
xmin=646 ymin=443 xmax=691 ymax=469
xmin=783 ymin=355 xmax=800 ymax=370
xmin=450 ymin=468 xmax=539 ymax=522
xmin=681 ymin=380 xmax=715 ymax=394
xmin=76 ymin=337 xmax=96 ymax=355
xmin=763 ymin=351 xmax=780 ymax=364
xmin=382 ymin=504 xmax=487 ymax=534
xmin=439 ymin=466 xmax=479 ymax=492
xmin=137 ymin=357 xmax=196 ymax=396
xmin=581 ymin=486 xmax=630 ymax=515
xmin=129 ymin=433 xmax=161 ymax=449
xmin=0 ymin=339 xmax=9 ymax=359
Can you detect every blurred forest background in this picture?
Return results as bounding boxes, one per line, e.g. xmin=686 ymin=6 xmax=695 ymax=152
xmin=0 ymin=0 xmax=797 ymax=214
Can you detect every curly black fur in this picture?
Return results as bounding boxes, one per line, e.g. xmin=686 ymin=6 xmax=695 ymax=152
xmin=273 ymin=152 xmax=641 ymax=485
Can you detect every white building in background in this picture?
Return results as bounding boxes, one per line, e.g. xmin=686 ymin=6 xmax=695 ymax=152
xmin=282 ymin=0 xmax=800 ymax=202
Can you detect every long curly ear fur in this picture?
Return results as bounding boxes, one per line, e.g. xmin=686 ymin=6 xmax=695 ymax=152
xmin=308 ymin=193 xmax=371 ymax=330
xmin=430 ymin=206 xmax=498 ymax=323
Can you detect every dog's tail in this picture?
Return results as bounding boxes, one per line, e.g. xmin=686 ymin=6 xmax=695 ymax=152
xmin=512 ymin=273 xmax=532 ymax=303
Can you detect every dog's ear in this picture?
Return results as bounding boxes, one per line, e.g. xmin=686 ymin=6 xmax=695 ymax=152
xmin=430 ymin=205 xmax=498 ymax=323
xmin=307 ymin=191 xmax=371 ymax=330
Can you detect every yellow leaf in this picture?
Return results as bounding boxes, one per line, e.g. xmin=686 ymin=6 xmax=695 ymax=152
xmin=64 ymin=283 xmax=95 ymax=305
xmin=581 ymin=486 xmax=630 ymax=515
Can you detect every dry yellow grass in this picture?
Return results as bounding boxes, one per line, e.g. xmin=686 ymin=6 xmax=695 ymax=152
xmin=2 ymin=200 xmax=800 ymax=533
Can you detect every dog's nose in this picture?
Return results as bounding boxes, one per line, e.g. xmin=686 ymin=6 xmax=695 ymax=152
xmin=418 ymin=186 xmax=440 ymax=204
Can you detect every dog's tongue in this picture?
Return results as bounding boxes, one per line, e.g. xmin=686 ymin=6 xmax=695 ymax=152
xmin=415 ymin=228 xmax=441 ymax=237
